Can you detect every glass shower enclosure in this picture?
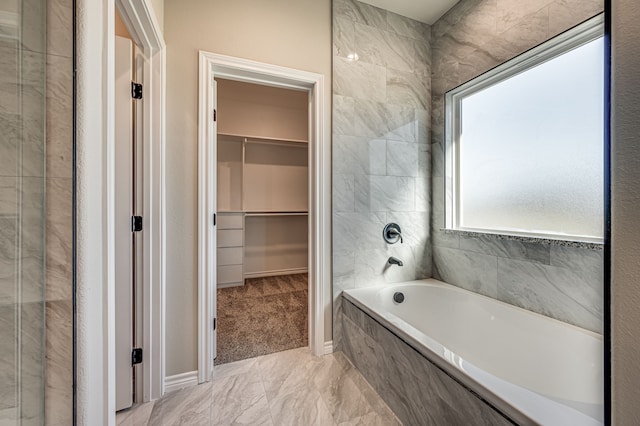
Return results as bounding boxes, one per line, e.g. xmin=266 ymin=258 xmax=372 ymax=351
xmin=0 ymin=0 xmax=47 ymax=424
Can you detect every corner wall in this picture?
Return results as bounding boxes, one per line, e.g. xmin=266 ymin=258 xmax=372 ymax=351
xmin=331 ymin=0 xmax=432 ymax=349
xmin=611 ymin=0 xmax=640 ymax=422
xmin=164 ymin=0 xmax=332 ymax=376
xmin=430 ymin=0 xmax=605 ymax=333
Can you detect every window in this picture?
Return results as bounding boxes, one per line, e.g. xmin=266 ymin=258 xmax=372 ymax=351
xmin=444 ymin=15 xmax=604 ymax=242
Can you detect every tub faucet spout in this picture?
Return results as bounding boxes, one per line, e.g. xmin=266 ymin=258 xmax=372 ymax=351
xmin=388 ymin=256 xmax=403 ymax=267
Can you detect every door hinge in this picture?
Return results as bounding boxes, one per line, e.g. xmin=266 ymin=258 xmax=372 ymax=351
xmin=132 ymin=348 xmax=143 ymax=365
xmin=213 ymin=213 xmax=216 ymax=226
xmin=132 ymin=216 xmax=143 ymax=232
xmin=213 ymin=109 xmax=217 ymax=122
xmin=131 ymin=82 xmax=143 ymax=100
xmin=213 ymin=318 xmax=217 ymax=330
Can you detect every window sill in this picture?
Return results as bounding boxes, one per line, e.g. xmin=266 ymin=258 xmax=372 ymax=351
xmin=440 ymin=228 xmax=604 ymax=251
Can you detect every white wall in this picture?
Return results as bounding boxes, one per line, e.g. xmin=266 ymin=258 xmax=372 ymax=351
xmin=611 ymin=0 xmax=640 ymax=423
xmin=164 ymin=0 xmax=331 ymax=376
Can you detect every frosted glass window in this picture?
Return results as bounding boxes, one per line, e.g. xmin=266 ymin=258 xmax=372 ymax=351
xmin=445 ymin=16 xmax=604 ymax=241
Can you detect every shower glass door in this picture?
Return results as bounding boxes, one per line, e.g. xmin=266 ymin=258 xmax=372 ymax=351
xmin=0 ymin=0 xmax=47 ymax=424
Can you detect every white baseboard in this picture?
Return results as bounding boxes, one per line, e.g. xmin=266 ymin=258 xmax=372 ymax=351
xmin=324 ymin=340 xmax=333 ymax=355
xmin=164 ymin=371 xmax=198 ymax=394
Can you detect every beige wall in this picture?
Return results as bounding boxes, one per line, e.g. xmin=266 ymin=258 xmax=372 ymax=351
xmin=611 ymin=0 xmax=640 ymax=423
xmin=164 ymin=0 xmax=332 ymax=376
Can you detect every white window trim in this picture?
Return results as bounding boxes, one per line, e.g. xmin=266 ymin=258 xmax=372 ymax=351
xmin=444 ymin=14 xmax=605 ymax=243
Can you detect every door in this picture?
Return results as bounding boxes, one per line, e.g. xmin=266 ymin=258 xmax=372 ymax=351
xmin=211 ymin=79 xmax=218 ymax=368
xmin=115 ymin=35 xmax=135 ymax=411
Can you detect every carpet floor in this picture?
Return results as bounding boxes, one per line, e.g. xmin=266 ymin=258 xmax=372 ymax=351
xmin=215 ymin=273 xmax=308 ymax=365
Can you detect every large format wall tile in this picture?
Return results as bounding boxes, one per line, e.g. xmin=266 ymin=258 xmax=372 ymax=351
xmin=332 ymin=2 xmax=432 ymax=349
xmin=342 ymin=299 xmax=513 ymax=425
xmin=45 ymin=300 xmax=73 ymax=426
xmin=430 ymin=0 xmax=605 ymax=332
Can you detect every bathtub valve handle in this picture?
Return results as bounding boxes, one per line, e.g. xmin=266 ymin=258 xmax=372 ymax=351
xmin=383 ymin=223 xmax=403 ymax=244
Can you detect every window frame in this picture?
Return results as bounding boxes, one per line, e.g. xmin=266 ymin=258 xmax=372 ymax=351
xmin=444 ymin=14 xmax=605 ymax=243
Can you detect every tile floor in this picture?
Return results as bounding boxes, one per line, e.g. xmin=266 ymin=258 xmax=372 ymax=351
xmin=116 ymin=347 xmax=400 ymax=426
xmin=216 ymin=274 xmax=308 ymax=364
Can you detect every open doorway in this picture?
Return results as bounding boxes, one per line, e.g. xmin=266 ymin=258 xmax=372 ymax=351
xmin=197 ymin=51 xmax=329 ymax=383
xmin=214 ymin=79 xmax=310 ymax=364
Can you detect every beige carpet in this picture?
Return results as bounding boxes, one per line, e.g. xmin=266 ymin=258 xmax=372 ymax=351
xmin=215 ymin=274 xmax=308 ymax=365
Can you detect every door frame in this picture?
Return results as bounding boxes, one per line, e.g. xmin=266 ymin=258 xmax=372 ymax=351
xmin=115 ymin=0 xmax=166 ymax=402
xmin=197 ymin=51 xmax=330 ymax=382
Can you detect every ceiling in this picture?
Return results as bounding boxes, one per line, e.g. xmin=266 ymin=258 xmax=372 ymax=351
xmin=358 ymin=0 xmax=460 ymax=25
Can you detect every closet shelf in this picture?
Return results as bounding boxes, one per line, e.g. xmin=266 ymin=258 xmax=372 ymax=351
xmin=218 ymin=132 xmax=308 ymax=146
xmin=244 ymin=211 xmax=308 ymax=217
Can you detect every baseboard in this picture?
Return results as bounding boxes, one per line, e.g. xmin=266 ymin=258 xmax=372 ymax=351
xmin=324 ymin=340 xmax=334 ymax=355
xmin=164 ymin=371 xmax=198 ymax=394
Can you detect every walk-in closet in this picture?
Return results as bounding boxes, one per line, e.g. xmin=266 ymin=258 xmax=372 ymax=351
xmin=215 ymin=78 xmax=309 ymax=364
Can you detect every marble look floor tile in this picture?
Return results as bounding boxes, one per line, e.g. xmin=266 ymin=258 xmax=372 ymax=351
xmin=116 ymin=401 xmax=155 ymax=426
xmin=144 ymin=348 xmax=398 ymax=426
xmin=267 ymin=384 xmax=336 ymax=426
xmin=211 ymin=373 xmax=272 ymax=426
xmin=212 ymin=357 xmax=259 ymax=381
xmin=257 ymin=348 xmax=317 ymax=401
xmin=147 ymin=382 xmax=213 ymax=426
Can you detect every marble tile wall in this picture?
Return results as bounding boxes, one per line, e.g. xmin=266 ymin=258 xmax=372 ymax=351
xmin=430 ymin=0 xmax=605 ymax=333
xmin=0 ymin=2 xmax=46 ymax=424
xmin=0 ymin=0 xmax=74 ymax=423
xmin=44 ymin=0 xmax=75 ymax=423
xmin=341 ymin=298 xmax=514 ymax=425
xmin=332 ymin=0 xmax=432 ymax=350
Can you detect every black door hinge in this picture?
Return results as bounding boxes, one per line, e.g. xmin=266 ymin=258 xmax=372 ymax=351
xmin=132 ymin=348 xmax=143 ymax=365
xmin=213 ymin=213 xmax=216 ymax=226
xmin=213 ymin=318 xmax=217 ymax=330
xmin=213 ymin=109 xmax=217 ymax=122
xmin=131 ymin=82 xmax=143 ymax=99
xmin=132 ymin=216 xmax=143 ymax=232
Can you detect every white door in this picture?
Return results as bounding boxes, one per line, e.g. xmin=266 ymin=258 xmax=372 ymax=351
xmin=115 ymin=35 xmax=134 ymax=411
xmin=211 ymin=79 xmax=218 ymax=368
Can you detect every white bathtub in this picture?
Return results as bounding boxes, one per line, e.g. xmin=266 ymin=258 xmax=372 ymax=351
xmin=342 ymin=279 xmax=604 ymax=426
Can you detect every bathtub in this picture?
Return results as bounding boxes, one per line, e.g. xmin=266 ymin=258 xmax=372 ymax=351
xmin=342 ymin=279 xmax=603 ymax=425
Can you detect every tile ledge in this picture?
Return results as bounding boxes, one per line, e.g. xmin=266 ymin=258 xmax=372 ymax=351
xmin=440 ymin=228 xmax=604 ymax=250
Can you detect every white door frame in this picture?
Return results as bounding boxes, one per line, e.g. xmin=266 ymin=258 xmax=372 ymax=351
xmin=197 ymin=51 xmax=330 ymax=382
xmin=77 ymin=0 xmax=164 ymax=423
xmin=114 ymin=0 xmax=166 ymax=402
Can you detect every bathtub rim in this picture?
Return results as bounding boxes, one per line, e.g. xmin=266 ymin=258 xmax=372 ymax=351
xmin=342 ymin=278 xmax=604 ymax=426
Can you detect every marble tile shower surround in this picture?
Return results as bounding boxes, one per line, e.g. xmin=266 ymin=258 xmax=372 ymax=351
xmin=429 ymin=0 xmax=605 ymax=333
xmin=332 ymin=0 xmax=433 ymax=351
xmin=117 ymin=347 xmax=400 ymax=426
xmin=0 ymin=0 xmax=74 ymax=423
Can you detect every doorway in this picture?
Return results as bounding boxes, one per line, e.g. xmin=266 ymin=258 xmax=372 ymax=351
xmin=197 ymin=52 xmax=330 ymax=383
xmin=214 ymin=78 xmax=310 ymax=364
